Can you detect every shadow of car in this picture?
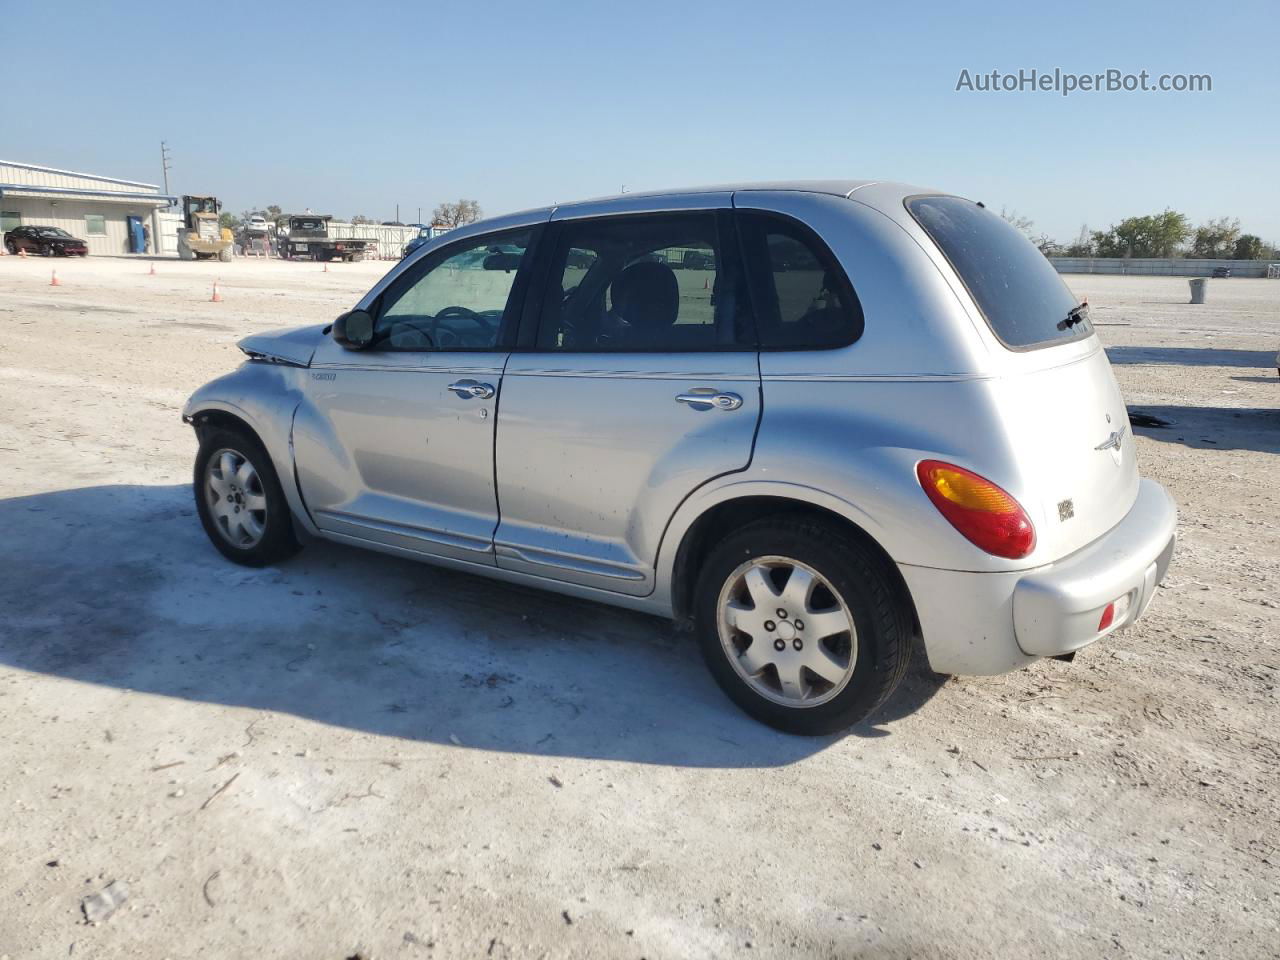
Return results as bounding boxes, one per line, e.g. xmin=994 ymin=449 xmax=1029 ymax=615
xmin=0 ymin=483 xmax=947 ymax=766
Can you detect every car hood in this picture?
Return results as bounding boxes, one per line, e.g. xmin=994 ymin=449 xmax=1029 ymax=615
xmin=237 ymin=324 xmax=326 ymax=367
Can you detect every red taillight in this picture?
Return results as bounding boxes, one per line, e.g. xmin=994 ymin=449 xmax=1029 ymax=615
xmin=916 ymin=460 xmax=1036 ymax=559
xmin=1097 ymin=603 xmax=1115 ymax=632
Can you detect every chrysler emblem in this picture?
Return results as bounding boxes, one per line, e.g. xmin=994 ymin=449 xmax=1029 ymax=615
xmin=1095 ymin=425 xmax=1126 ymax=463
xmin=1094 ymin=426 xmax=1126 ymax=452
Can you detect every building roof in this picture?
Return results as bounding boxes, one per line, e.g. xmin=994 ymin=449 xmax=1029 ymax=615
xmin=0 ymin=159 xmax=160 ymax=190
xmin=0 ymin=184 xmax=176 ymax=205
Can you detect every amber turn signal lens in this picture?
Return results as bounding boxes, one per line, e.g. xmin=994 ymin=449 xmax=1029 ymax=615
xmin=916 ymin=460 xmax=1036 ymax=559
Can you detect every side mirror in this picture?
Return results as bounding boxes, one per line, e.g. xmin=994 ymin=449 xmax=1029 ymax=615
xmin=332 ymin=309 xmax=374 ymax=350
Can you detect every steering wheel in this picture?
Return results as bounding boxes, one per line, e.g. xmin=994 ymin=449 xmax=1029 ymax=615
xmin=385 ymin=318 xmax=436 ymax=349
xmin=436 ymin=305 xmax=496 ymax=332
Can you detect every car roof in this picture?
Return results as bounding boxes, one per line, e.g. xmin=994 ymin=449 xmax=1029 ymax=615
xmin=503 ymin=179 xmax=942 ymax=221
xmin=569 ymin=179 xmax=884 ymax=202
xmin=398 ymin=179 xmax=952 ymax=267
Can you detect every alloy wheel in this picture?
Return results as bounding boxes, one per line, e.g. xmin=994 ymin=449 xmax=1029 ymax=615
xmin=716 ymin=555 xmax=858 ymax=708
xmin=204 ymin=448 xmax=268 ymax=548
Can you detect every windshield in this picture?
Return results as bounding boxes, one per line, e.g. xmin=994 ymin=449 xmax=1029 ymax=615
xmin=37 ymin=228 xmax=72 ymax=238
xmin=907 ymin=195 xmax=1090 ymax=349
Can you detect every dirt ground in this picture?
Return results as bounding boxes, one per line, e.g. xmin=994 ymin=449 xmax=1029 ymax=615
xmin=0 ymin=254 xmax=1277 ymax=959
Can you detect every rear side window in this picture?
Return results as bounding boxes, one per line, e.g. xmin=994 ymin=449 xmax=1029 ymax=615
xmin=535 ymin=212 xmax=754 ymax=352
xmin=907 ymin=195 xmax=1088 ymax=349
xmin=736 ymin=212 xmax=863 ymax=349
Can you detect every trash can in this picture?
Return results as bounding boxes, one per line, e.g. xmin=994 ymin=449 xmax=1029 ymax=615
xmin=1189 ymin=278 xmax=1208 ymax=304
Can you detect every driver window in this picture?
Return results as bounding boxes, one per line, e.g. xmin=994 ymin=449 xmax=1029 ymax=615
xmin=374 ymin=230 xmax=531 ymax=351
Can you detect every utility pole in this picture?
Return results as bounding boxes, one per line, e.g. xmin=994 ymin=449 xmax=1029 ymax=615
xmin=160 ymin=141 xmax=172 ymax=196
xmin=396 ymin=203 xmax=400 ymax=224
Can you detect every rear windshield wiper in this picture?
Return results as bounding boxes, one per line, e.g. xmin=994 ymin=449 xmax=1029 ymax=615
xmin=1061 ymin=301 xmax=1090 ymax=329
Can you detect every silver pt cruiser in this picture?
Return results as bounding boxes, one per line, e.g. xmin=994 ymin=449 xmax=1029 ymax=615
xmin=184 ymin=181 xmax=1178 ymax=734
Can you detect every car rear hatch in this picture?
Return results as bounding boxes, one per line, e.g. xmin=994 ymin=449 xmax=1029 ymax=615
xmin=907 ymin=195 xmax=1139 ymax=563
xmin=988 ymin=346 xmax=1139 ymax=561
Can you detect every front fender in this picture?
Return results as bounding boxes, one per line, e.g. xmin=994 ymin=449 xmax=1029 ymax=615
xmin=184 ymin=363 xmax=317 ymax=536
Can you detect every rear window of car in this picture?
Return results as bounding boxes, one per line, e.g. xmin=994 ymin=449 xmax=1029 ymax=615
xmin=907 ymin=195 xmax=1089 ymax=349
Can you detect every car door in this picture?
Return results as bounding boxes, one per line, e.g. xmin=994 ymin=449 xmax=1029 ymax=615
xmin=493 ymin=196 xmax=761 ymax=596
xmin=292 ymin=225 xmax=539 ymax=565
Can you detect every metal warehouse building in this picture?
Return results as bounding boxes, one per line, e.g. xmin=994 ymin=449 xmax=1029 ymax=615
xmin=1 ymin=159 xmax=176 ymax=256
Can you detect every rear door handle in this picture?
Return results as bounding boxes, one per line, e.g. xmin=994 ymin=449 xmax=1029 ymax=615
xmin=447 ymin=379 xmax=495 ymax=400
xmin=675 ymin=390 xmax=743 ymax=411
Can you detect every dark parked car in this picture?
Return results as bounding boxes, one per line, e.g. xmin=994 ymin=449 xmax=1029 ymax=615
xmin=4 ymin=225 xmax=89 ymax=257
xmin=1211 ymin=266 xmax=1231 ymax=278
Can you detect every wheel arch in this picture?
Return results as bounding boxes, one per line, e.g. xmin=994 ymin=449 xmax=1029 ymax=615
xmin=186 ymin=405 xmax=261 ymax=445
xmin=184 ymin=395 xmax=319 ymax=538
xmin=665 ymin=490 xmax=920 ymax=641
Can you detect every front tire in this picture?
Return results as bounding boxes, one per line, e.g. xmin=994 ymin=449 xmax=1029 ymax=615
xmin=693 ymin=517 xmax=912 ymax=735
xmin=193 ymin=427 xmax=301 ymax=567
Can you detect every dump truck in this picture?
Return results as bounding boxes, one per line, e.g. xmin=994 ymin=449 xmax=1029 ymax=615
xmin=277 ymin=214 xmax=373 ymax=262
xmin=176 ymin=196 xmax=233 ymax=262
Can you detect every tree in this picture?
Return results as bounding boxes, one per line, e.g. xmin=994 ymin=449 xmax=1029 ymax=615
xmin=432 ymin=199 xmax=482 ymax=228
xmin=350 ymin=214 xmax=376 ymax=224
xmin=1091 ymin=210 xmax=1189 ymax=258
xmin=1032 ymin=234 xmax=1060 ymax=256
xmin=1191 ymin=217 xmax=1240 ymax=258
xmin=1000 ymin=207 xmax=1035 ymax=236
xmin=1232 ymin=233 xmax=1264 ymax=260
xmin=219 ymin=212 xmax=242 ymax=231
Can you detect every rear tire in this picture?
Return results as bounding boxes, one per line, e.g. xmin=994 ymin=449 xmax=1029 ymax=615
xmin=693 ymin=517 xmax=912 ymax=735
xmin=193 ymin=426 xmax=302 ymax=567
xmin=4 ymin=240 xmax=15 ymax=255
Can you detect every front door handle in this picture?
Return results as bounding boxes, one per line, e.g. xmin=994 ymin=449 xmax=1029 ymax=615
xmin=675 ymin=390 xmax=743 ymax=412
xmin=447 ymin=379 xmax=495 ymax=400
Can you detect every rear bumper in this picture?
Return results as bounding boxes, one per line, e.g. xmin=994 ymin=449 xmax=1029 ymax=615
xmin=900 ymin=478 xmax=1177 ymax=675
xmin=1013 ymin=478 xmax=1176 ymax=656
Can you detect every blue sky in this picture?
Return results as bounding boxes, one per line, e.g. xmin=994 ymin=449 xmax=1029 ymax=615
xmin=6 ymin=0 xmax=1278 ymax=242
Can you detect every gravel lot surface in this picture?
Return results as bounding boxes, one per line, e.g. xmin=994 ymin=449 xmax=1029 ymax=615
xmin=1 ymin=255 xmax=1277 ymax=959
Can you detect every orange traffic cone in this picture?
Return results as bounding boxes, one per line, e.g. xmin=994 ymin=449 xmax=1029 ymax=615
xmin=322 ymin=262 xmax=328 ymax=273
xmin=50 ymin=270 xmax=61 ymax=287
xmin=211 ymin=280 xmax=223 ymax=303
xmin=703 ymin=277 xmax=709 ymax=291
xmin=148 ymin=262 xmax=157 ymax=276
xmin=18 ymin=247 xmax=28 ymax=258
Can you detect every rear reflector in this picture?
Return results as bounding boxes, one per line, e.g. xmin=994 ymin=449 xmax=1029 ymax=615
xmin=916 ymin=460 xmax=1036 ymax=559
xmin=1098 ymin=592 xmax=1133 ymax=633
xmin=1098 ymin=603 xmax=1115 ymax=632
